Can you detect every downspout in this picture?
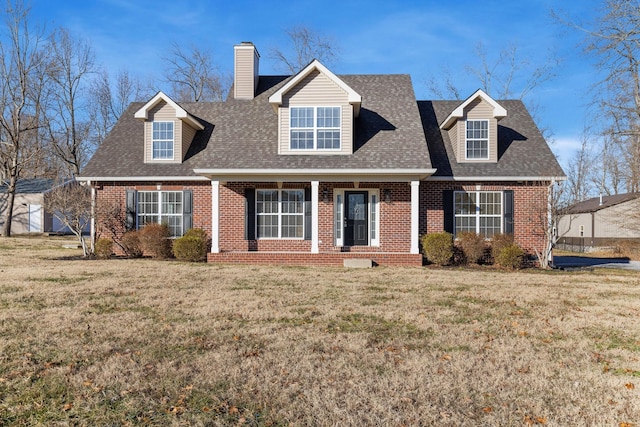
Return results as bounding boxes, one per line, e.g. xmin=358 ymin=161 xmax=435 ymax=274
xmin=89 ymin=180 xmax=96 ymax=254
xmin=547 ymin=178 xmax=555 ymax=266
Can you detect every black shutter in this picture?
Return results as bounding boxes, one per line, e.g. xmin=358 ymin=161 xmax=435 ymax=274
xmin=183 ymin=190 xmax=193 ymax=234
xmin=304 ymin=187 xmax=312 ymax=240
xmin=503 ymin=190 xmax=514 ymax=235
xmin=125 ymin=190 xmax=137 ymax=231
xmin=245 ymin=188 xmax=255 ymax=240
xmin=443 ymin=190 xmax=454 ymax=234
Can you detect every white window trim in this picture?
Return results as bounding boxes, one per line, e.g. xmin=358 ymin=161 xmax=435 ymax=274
xmin=453 ymin=190 xmax=503 ymax=237
xmin=290 ymin=106 xmax=342 ymax=151
xmin=255 ymin=189 xmax=305 ymax=240
xmin=152 ymin=121 xmax=175 ymax=160
xmin=137 ymin=190 xmax=183 ymax=237
xmin=465 ymin=119 xmax=489 ymax=160
xmin=333 ymin=189 xmax=379 ymax=247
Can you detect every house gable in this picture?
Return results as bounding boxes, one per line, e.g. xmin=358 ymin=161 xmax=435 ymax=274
xmin=439 ymin=89 xmax=506 ymax=164
xmin=269 ymin=60 xmax=361 ymax=156
xmin=134 ymin=91 xmax=204 ymax=164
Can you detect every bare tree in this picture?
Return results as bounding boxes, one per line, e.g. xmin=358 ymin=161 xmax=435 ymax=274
xmin=163 ymin=43 xmax=227 ymax=102
xmin=45 ymin=28 xmax=95 ymax=177
xmin=43 ymin=181 xmax=91 ymax=256
xmin=270 ymin=26 xmax=339 ymax=73
xmin=564 ymin=133 xmax=594 ymax=204
xmin=556 ymin=1 xmax=640 ymax=194
xmin=0 ymin=0 xmax=49 ymax=236
xmin=427 ymin=42 xmax=559 ymax=101
xmin=532 ymin=180 xmax=568 ymax=269
xmin=89 ymin=68 xmax=149 ymax=147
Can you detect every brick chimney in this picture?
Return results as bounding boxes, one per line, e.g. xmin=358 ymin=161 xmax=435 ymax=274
xmin=234 ymin=42 xmax=260 ymax=100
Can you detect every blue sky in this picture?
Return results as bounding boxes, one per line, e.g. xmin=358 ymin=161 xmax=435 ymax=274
xmin=32 ymin=0 xmax=601 ymax=170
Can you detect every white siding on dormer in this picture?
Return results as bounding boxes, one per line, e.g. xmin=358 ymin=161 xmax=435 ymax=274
xmin=454 ymin=98 xmax=498 ymax=163
xmin=143 ymin=100 xmax=199 ymax=164
xmin=278 ymin=69 xmax=353 ymax=155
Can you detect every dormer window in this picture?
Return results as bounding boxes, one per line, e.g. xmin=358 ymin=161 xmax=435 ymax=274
xmin=290 ymin=106 xmax=341 ymax=150
xmin=152 ymin=121 xmax=174 ymax=160
xmin=466 ymin=120 xmax=489 ymax=159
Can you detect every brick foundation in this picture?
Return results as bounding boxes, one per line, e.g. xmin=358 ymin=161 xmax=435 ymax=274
xmin=207 ymin=251 xmax=423 ymax=267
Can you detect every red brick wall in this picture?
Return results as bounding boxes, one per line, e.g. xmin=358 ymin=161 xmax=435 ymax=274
xmin=420 ymin=181 xmax=550 ymax=255
xmin=94 ymin=179 xmax=550 ymax=263
xmin=220 ymin=181 xmax=412 ymax=253
xmin=94 ymin=181 xmax=211 ymax=255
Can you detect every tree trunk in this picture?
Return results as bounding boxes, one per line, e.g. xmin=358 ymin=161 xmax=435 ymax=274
xmin=2 ymin=172 xmax=17 ymax=237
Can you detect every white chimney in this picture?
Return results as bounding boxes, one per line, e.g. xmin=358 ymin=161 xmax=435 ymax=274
xmin=234 ymin=42 xmax=260 ymax=100
xmin=599 ymin=194 xmax=603 ymax=206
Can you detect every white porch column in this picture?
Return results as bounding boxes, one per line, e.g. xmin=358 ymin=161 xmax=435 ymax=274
xmin=211 ymin=180 xmax=220 ymax=253
xmin=311 ymin=181 xmax=319 ymax=253
xmin=410 ymin=180 xmax=420 ymax=254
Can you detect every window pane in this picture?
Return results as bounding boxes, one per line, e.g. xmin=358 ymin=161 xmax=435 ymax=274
xmin=290 ymin=131 xmax=314 ymax=149
xmin=466 ymin=120 xmax=489 ymax=159
xmin=152 ymin=122 xmax=174 ymax=159
xmin=282 ymin=190 xmax=304 ymax=214
xmin=480 ymin=217 xmax=501 ymax=237
xmin=455 ymin=216 xmax=476 ymax=234
xmin=317 ymin=107 xmax=340 ymax=128
xmin=335 ymin=194 xmax=342 ymax=241
xmin=370 ymin=194 xmax=377 ymax=240
xmin=455 ymin=192 xmax=476 ymax=215
xmin=290 ymin=107 xmax=314 ymax=128
xmin=281 ymin=214 xmax=303 ymax=238
xmin=162 ymin=191 xmax=182 ymax=215
xmin=317 ymin=130 xmax=340 ymax=149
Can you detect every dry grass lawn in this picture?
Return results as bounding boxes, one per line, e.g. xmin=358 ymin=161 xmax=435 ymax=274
xmin=1 ymin=237 xmax=639 ymax=426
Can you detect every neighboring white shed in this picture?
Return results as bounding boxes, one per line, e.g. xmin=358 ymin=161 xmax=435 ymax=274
xmin=557 ymin=193 xmax=640 ymax=251
xmin=0 ymin=178 xmax=55 ymax=234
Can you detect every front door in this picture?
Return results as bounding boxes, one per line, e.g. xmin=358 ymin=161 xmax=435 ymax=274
xmin=344 ymin=191 xmax=368 ymax=246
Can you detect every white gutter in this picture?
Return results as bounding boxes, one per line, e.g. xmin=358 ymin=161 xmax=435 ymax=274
xmin=427 ymin=175 xmax=567 ymax=182
xmin=75 ymin=176 xmax=210 ymax=182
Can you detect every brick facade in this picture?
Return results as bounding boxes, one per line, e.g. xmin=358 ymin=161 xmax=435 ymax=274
xmin=94 ymin=179 xmax=550 ymax=266
xmin=95 ymin=181 xmax=211 ymax=256
xmin=421 ymin=181 xmax=549 ymax=254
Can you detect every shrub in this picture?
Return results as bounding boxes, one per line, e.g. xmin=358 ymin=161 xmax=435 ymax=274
xmin=173 ymin=228 xmax=209 ymax=262
xmin=456 ymin=232 xmax=486 ymax=265
xmin=94 ymin=238 xmax=113 ymax=259
xmin=121 ymin=230 xmax=143 ymax=258
xmin=421 ymin=232 xmax=454 ymax=266
xmin=490 ymin=233 xmax=514 ymax=262
xmin=138 ymin=223 xmax=172 ymax=259
xmin=496 ymin=243 xmax=525 ymax=269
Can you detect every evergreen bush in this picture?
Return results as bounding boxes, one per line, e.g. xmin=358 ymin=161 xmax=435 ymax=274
xmin=421 ymin=232 xmax=454 ymax=266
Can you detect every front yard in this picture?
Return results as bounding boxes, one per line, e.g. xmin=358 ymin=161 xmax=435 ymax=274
xmin=1 ymin=237 xmax=639 ymax=425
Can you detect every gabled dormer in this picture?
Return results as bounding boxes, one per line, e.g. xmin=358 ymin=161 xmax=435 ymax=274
xmin=134 ymin=91 xmax=204 ymax=164
xmin=268 ymin=60 xmax=362 ymax=156
xmin=439 ymin=89 xmax=507 ymax=163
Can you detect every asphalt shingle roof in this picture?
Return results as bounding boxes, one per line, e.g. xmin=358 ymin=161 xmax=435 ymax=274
xmin=565 ymin=193 xmax=640 ymax=214
xmin=419 ymin=100 xmax=565 ymax=178
xmin=0 ymin=178 xmax=55 ymax=194
xmin=80 ymin=73 xmax=564 ymax=180
xmin=81 ymin=74 xmax=432 ymax=178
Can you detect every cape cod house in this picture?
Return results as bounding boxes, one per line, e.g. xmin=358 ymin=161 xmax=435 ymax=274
xmin=77 ymin=42 xmax=565 ymax=266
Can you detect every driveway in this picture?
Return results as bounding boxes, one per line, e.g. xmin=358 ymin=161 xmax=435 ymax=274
xmin=553 ymin=255 xmax=640 ymax=271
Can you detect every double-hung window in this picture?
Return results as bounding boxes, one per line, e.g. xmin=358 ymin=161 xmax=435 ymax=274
xmin=454 ymin=191 xmax=502 ymax=237
xmin=466 ymin=120 xmax=488 ymax=159
xmin=290 ymin=106 xmax=340 ymax=150
xmin=152 ymin=121 xmax=174 ymax=160
xmin=137 ymin=191 xmax=183 ymax=237
xmin=256 ymin=189 xmax=304 ymax=238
